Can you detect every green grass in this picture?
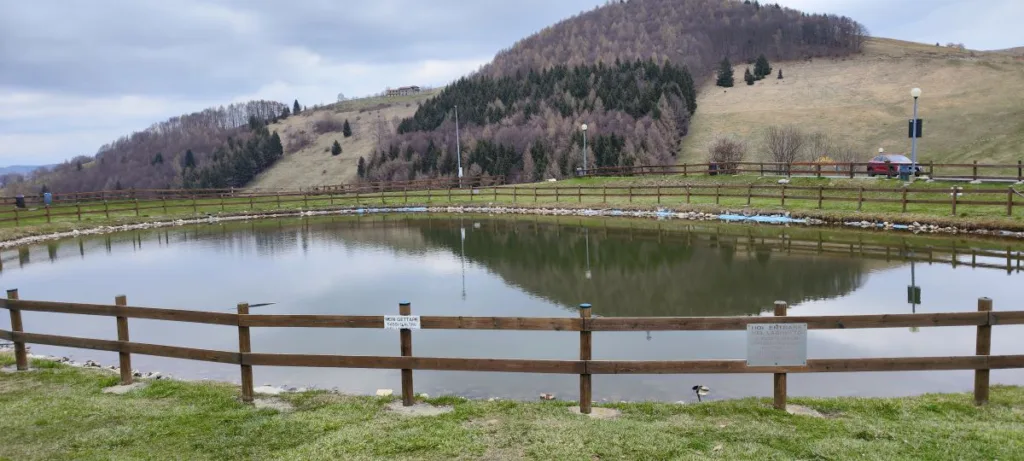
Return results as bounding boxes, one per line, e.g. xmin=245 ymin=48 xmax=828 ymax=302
xmin=2 ymin=175 xmax=1023 ymax=244
xmin=2 ymin=354 xmax=1024 ymax=460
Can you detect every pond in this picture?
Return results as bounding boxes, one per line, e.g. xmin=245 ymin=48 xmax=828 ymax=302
xmin=2 ymin=214 xmax=1023 ymax=403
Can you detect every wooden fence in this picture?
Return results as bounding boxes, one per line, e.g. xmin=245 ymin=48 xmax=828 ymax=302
xmin=1 ymin=181 xmax=1021 ymax=228
xmin=586 ymin=160 xmax=1024 ymax=182
xmin=2 ymin=290 xmax=1022 ymax=413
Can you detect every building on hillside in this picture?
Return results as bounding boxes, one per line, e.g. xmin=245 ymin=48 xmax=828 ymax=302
xmin=385 ymin=86 xmax=421 ymax=97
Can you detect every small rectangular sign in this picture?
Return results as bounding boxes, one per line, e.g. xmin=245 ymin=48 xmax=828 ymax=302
xmin=384 ymin=315 xmax=421 ymax=330
xmin=746 ymin=323 xmax=808 ymax=367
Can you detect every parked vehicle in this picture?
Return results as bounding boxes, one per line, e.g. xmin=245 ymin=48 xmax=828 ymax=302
xmin=867 ymin=154 xmax=922 ymax=177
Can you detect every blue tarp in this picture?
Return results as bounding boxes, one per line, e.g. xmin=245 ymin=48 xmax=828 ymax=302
xmin=718 ymin=214 xmax=807 ymax=224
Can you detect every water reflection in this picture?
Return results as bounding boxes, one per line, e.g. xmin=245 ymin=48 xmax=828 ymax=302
xmin=1 ymin=214 xmax=1023 ymax=402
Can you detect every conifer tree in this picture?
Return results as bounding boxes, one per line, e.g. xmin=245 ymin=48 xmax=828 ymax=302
xmin=331 ymin=140 xmax=342 ymax=156
xmin=744 ymin=67 xmax=755 ymax=85
xmin=716 ymin=57 xmax=734 ymax=88
xmin=754 ymin=54 xmax=772 ymax=79
xmin=293 ymin=99 xmax=301 ymax=115
xmin=343 ymin=120 xmax=352 ymax=137
xmin=357 ymin=156 xmax=366 ymax=178
xmin=778 ymin=68 xmax=784 ymax=79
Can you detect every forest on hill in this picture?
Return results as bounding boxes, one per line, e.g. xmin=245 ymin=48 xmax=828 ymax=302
xmin=4 ymin=100 xmax=286 ymax=193
xmin=363 ymin=0 xmax=865 ymax=182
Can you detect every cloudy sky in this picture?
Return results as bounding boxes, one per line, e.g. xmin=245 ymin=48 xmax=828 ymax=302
xmin=1 ymin=0 xmax=1021 ymax=167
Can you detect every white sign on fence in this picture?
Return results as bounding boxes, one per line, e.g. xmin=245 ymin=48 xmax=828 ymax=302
xmin=384 ymin=315 xmax=421 ymax=330
xmin=746 ymin=323 xmax=807 ymax=367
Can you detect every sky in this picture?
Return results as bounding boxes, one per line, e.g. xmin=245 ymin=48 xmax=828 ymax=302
xmin=1 ymin=0 xmax=1021 ymax=167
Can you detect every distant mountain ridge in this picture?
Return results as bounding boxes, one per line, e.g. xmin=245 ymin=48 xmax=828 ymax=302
xmin=0 ymin=165 xmax=53 ymax=176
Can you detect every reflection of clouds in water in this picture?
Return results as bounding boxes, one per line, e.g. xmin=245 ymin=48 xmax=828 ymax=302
xmin=3 ymin=215 xmax=1023 ymax=401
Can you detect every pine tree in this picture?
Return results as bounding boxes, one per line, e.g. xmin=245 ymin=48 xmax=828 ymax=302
xmin=357 ymin=156 xmax=366 ymax=178
xmin=343 ymin=120 xmax=352 ymax=137
xmin=281 ymin=107 xmax=290 ymax=118
xmin=331 ymin=140 xmax=342 ymax=156
xmin=715 ymin=57 xmax=734 ymax=88
xmin=114 ymin=181 xmax=122 ymax=191
xmin=152 ymin=153 xmax=164 ymax=165
xmin=754 ymin=54 xmax=772 ymax=80
xmin=76 ymin=161 xmax=84 ymax=171
xmin=183 ymin=149 xmax=197 ymax=169
xmin=293 ymin=99 xmax=301 ymax=115
xmin=744 ymin=67 xmax=755 ymax=86
xmin=777 ymin=68 xmax=784 ymax=79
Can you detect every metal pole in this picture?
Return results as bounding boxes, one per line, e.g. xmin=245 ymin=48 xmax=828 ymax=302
xmin=911 ymin=96 xmax=919 ymax=169
xmin=455 ymin=105 xmax=462 ymax=188
xmin=583 ymin=129 xmax=587 ymax=174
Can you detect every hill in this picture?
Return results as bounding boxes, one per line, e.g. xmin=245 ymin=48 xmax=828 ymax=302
xmin=355 ymin=0 xmax=862 ymax=182
xmin=681 ymin=37 xmax=1024 ymax=164
xmin=246 ymin=90 xmax=439 ymax=191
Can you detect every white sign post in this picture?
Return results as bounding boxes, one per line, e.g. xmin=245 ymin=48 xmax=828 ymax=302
xmin=746 ymin=323 xmax=807 ymax=367
xmin=384 ymin=315 xmax=421 ymax=330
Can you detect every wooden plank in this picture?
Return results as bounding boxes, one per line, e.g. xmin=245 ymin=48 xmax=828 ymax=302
xmin=590 ymin=312 xmax=989 ymax=331
xmin=774 ymin=301 xmax=788 ymax=410
xmin=588 ymin=355 xmax=1024 ymax=374
xmin=399 ymin=302 xmax=414 ymax=406
xmin=0 ymin=329 xmax=12 ymax=340
xmin=579 ymin=303 xmax=592 ymax=414
xmin=115 ymin=295 xmax=132 ymax=385
xmin=992 ymin=311 xmax=1024 ymax=325
xmin=237 ymin=303 xmax=253 ymax=403
xmin=240 ymin=315 xmax=582 ymax=331
xmin=0 ymin=299 xmax=238 ymax=326
xmin=244 ymin=354 xmax=584 ymax=373
xmin=9 ymin=331 xmax=240 ymax=364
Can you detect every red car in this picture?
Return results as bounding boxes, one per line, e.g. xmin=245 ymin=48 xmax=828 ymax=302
xmin=867 ymin=154 xmax=922 ymax=177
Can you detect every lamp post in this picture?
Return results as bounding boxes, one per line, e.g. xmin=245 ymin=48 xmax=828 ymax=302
xmin=910 ymin=88 xmax=921 ymax=170
xmin=455 ymin=105 xmax=463 ymax=187
xmin=581 ymin=123 xmax=589 ymax=174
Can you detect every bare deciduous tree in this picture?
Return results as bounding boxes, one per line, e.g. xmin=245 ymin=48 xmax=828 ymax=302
xmin=763 ymin=125 xmax=806 ymax=165
xmin=707 ymin=137 xmax=746 ymax=174
xmin=807 ymin=132 xmax=834 ymax=162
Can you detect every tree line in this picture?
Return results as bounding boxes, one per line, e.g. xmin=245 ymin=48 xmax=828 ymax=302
xmin=183 ymin=117 xmax=285 ymax=189
xmin=364 ymin=59 xmax=695 ymax=182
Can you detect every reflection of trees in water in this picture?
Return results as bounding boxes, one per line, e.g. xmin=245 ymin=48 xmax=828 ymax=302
xmin=413 ymin=220 xmax=871 ymax=316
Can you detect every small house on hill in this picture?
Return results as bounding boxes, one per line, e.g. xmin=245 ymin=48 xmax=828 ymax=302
xmin=386 ymin=86 xmax=421 ymax=97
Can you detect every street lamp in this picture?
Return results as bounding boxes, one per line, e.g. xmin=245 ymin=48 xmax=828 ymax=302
xmin=581 ymin=123 xmax=589 ymax=174
xmin=910 ymin=88 xmax=921 ymax=170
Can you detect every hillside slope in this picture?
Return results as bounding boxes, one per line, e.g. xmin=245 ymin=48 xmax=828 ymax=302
xmin=681 ymin=38 xmax=1024 ymax=164
xmin=247 ymin=91 xmax=437 ymax=190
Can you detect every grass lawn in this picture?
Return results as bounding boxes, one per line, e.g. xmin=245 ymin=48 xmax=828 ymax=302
xmin=1 ymin=354 xmax=1023 ymax=460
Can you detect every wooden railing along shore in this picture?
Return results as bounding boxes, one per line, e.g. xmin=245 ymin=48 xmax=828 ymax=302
xmin=2 ymin=290 xmax=1020 ymax=413
xmin=585 ymin=160 xmax=1024 ymax=182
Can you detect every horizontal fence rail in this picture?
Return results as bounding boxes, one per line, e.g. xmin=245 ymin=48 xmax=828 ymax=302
xmin=1 ymin=291 xmax=1018 ymax=413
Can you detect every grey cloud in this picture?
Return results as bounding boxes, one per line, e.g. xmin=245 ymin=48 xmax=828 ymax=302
xmin=0 ymin=0 xmax=600 ymax=98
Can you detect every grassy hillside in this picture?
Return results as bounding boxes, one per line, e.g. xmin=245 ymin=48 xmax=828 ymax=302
xmin=682 ymin=38 xmax=1024 ymax=165
xmin=247 ymin=90 xmax=439 ymax=191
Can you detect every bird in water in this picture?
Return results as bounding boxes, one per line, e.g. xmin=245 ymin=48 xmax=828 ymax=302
xmin=692 ymin=385 xmax=710 ymax=402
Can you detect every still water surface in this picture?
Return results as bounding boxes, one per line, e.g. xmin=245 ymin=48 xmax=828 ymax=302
xmin=2 ymin=215 xmax=1023 ymax=403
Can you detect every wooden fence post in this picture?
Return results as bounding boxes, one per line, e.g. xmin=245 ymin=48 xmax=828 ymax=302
xmin=578 ymin=186 xmax=583 ymax=203
xmin=427 ymin=188 xmax=432 ymax=204
xmin=603 ymin=186 xmax=607 ymax=203
xmin=399 ymin=301 xmax=414 ymax=406
xmin=760 ymin=163 xmax=764 ymax=176
xmin=135 ymin=199 xmax=140 ymax=217
xmin=276 ymin=193 xmax=281 ymax=209
xmin=579 ymin=303 xmax=592 ymax=415
xmin=555 ymin=187 xmax=559 ymax=202
xmin=192 ymin=195 xmax=197 ymax=214
xmin=973 ymin=161 xmax=979 ymax=181
xmin=46 ymin=205 xmax=51 ymax=224
xmin=7 ymin=289 xmax=27 ymax=371
xmin=774 ymin=301 xmax=788 ymax=410
xmin=512 ymin=187 xmax=516 ymax=203
xmin=952 ymin=187 xmax=959 ymax=216
xmin=494 ymin=186 xmax=498 ymax=202
xmin=1008 ymin=187 xmax=1015 ymax=217
xmin=657 ymin=186 xmax=662 ymax=204
xmin=115 ymin=295 xmax=132 ymax=385
xmin=849 ymin=162 xmax=855 ymax=179
xmin=628 ymin=186 xmax=632 ymax=203
xmin=533 ymin=187 xmax=537 ymax=203
xmin=162 ymin=198 xmax=168 ymax=214
xmin=404 ymin=187 xmax=408 ymax=204
xmin=105 ymin=201 xmax=110 ymax=219
xmin=975 ymin=297 xmax=993 ymax=405
xmin=237 ymin=302 xmax=253 ymax=404
xmin=715 ymin=185 xmax=721 ymax=205
xmin=685 ymin=185 xmax=691 ymax=204
xmin=902 ymin=188 xmax=908 ymax=213
xmin=77 ymin=204 xmax=82 ymax=221
xmin=747 ymin=185 xmax=753 ymax=206
xmin=781 ymin=185 xmax=787 ymax=207
xmin=816 ymin=163 xmax=822 ymax=178
xmin=683 ymin=164 xmax=688 ymax=176
xmin=1018 ymin=160 xmax=1023 ymax=182
xmin=818 ymin=186 xmax=824 ymax=209
xmin=858 ymin=187 xmax=864 ymax=211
